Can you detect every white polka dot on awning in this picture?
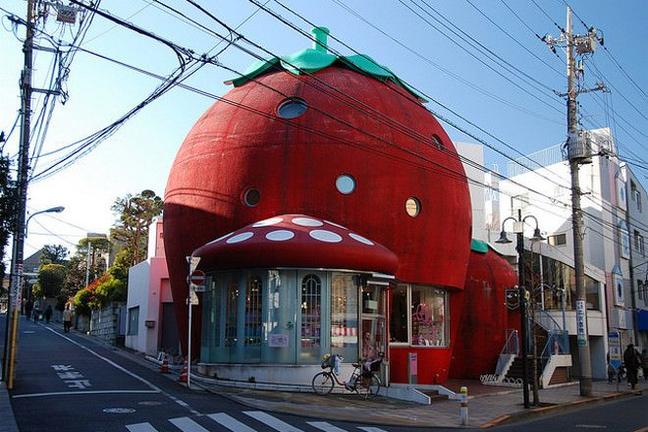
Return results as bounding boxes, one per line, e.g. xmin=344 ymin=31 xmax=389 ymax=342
xmin=292 ymin=217 xmax=324 ymax=227
xmin=252 ymin=217 xmax=283 ymax=227
xmin=266 ymin=230 xmax=295 ymax=241
xmin=226 ymin=232 xmax=254 ymax=244
xmin=309 ymin=229 xmax=342 ymax=243
xmin=349 ymin=233 xmax=374 ymax=246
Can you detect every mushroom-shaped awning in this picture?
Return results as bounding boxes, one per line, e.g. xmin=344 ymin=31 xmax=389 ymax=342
xmin=193 ymin=214 xmax=398 ymax=275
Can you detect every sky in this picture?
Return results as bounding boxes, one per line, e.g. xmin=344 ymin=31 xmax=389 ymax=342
xmin=0 ymin=0 xmax=647 ymax=260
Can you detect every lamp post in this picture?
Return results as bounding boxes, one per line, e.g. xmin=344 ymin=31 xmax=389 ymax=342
xmin=496 ymin=209 xmax=544 ymax=409
xmin=2 ymin=205 xmax=64 ymax=385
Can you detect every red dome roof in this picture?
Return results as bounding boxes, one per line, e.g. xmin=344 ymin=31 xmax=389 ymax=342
xmin=192 ymin=214 xmax=398 ymax=275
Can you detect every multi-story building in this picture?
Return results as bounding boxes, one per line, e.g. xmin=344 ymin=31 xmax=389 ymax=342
xmin=484 ymin=127 xmax=648 ymax=379
xmin=627 ymin=168 xmax=648 ymax=349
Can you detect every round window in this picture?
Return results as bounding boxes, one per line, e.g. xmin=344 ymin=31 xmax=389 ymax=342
xmin=277 ymin=97 xmax=308 ymax=119
xmin=405 ymin=197 xmax=420 ymax=217
xmin=336 ymin=175 xmax=356 ymax=195
xmin=431 ymin=134 xmax=443 ymax=149
xmin=243 ymin=188 xmax=261 ymax=207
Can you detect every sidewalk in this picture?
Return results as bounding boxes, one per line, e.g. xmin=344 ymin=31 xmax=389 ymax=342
xmin=194 ymin=377 xmax=646 ymax=429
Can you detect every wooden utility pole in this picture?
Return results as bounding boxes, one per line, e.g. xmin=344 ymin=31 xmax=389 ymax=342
xmin=4 ymin=0 xmax=35 ymax=389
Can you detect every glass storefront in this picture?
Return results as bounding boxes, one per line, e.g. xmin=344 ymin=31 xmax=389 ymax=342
xmin=389 ymin=284 xmax=449 ymax=347
xmin=523 ymin=251 xmax=601 ymax=311
xmin=201 ymin=269 xmax=386 ymax=365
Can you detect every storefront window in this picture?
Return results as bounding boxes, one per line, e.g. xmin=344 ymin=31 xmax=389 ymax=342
xmin=330 ymin=273 xmax=358 ymax=362
xmin=225 ymin=280 xmax=239 ymax=347
xmin=411 ymin=286 xmax=447 ymax=347
xmin=389 ymin=285 xmax=408 ymax=343
xmin=244 ymin=276 xmax=262 ymax=362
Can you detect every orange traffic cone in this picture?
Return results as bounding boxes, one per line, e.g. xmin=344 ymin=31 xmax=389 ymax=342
xmin=159 ymin=354 xmax=170 ymax=374
xmin=177 ymin=358 xmax=188 ymax=383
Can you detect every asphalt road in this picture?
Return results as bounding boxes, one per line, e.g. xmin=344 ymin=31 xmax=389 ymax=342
xmin=2 ymin=315 xmax=647 ymax=432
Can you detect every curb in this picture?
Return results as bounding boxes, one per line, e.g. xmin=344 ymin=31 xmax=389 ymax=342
xmin=480 ymin=390 xmax=643 ymax=428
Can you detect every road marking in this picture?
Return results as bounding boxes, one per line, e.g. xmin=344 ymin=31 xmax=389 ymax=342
xmin=169 ymin=417 xmax=209 ymax=432
xmin=243 ymin=411 xmax=304 ymax=432
xmin=126 ymin=423 xmax=158 ymax=432
xmin=357 ymin=428 xmax=388 ymax=432
xmin=42 ymin=325 xmax=200 ymax=415
xmin=207 ymin=413 xmax=257 ymax=432
xmin=12 ymin=389 xmax=159 ymax=398
xmin=307 ymin=421 xmax=349 ymax=432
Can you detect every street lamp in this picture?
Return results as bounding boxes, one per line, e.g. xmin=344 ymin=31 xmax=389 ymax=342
xmin=2 ymin=205 xmax=65 ymax=386
xmin=496 ymin=209 xmax=544 ymax=409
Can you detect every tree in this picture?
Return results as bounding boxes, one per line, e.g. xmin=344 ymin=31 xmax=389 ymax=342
xmin=0 ymin=153 xmax=17 ymax=282
xmin=36 ymin=263 xmax=66 ymax=298
xmin=40 ymin=244 xmax=69 ymax=265
xmin=110 ymin=189 xmax=163 ymax=267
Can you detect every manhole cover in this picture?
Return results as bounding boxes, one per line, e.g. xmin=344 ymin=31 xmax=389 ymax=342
xmin=138 ymin=401 xmax=163 ymax=406
xmin=23 ymin=331 xmax=35 ymax=334
xmin=103 ymin=408 xmax=136 ymax=414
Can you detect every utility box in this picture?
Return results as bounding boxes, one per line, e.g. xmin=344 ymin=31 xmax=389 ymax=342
xmin=567 ymin=130 xmax=592 ymax=163
xmin=145 ymin=320 xmax=156 ymax=329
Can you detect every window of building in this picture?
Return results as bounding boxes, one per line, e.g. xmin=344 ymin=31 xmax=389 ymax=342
xmin=330 ymin=273 xmax=358 ymax=362
xmin=277 ymin=97 xmax=308 ymax=119
xmin=411 ymin=286 xmax=447 ymax=347
xmin=548 ymin=233 xmax=567 ymax=246
xmin=389 ymin=284 xmax=449 ymax=347
xmin=619 ymin=221 xmax=630 ymax=258
xmin=638 ymin=280 xmax=644 ymax=301
xmin=301 ymin=274 xmax=322 ymax=363
xmin=335 ymin=175 xmax=356 ymax=195
xmin=405 ymin=197 xmax=421 ymax=217
xmin=127 ymin=306 xmax=139 ymax=336
xmin=613 ymin=272 xmax=625 ymax=306
xmin=431 ymin=134 xmax=443 ymax=150
xmin=242 ymin=188 xmax=261 ymax=207
xmin=635 ymin=230 xmax=645 ymax=257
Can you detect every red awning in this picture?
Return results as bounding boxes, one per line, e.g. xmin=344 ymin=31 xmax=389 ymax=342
xmin=192 ymin=214 xmax=398 ymax=275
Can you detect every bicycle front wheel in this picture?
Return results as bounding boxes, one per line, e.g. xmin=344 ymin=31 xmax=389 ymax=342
xmin=355 ymin=374 xmax=381 ymax=399
xmin=312 ymin=371 xmax=334 ymax=395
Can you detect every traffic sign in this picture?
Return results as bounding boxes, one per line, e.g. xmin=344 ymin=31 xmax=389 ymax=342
xmin=187 ymin=270 xmax=206 ymax=292
xmin=186 ymin=255 xmax=201 ymax=273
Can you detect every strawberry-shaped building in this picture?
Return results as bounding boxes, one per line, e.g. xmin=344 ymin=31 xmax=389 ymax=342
xmin=164 ymin=27 xmax=473 ymax=385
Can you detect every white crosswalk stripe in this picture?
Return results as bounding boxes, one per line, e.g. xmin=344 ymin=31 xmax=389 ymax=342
xmin=169 ymin=416 xmax=210 ymax=432
xmin=243 ymin=410 xmax=304 ymax=432
xmin=307 ymin=421 xmax=349 ymax=432
xmin=207 ymin=412 xmax=258 ymax=432
xmin=126 ymin=423 xmax=158 ymax=432
xmin=126 ymin=411 xmax=391 ymax=432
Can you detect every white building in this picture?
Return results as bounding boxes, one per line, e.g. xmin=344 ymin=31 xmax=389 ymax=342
xmin=479 ymin=127 xmax=647 ymax=379
xmin=628 ymin=168 xmax=648 ymax=349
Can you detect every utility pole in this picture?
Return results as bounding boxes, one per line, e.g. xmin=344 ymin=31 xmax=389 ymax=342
xmin=3 ymin=0 xmax=35 ymax=389
xmin=544 ymin=7 xmax=605 ymax=397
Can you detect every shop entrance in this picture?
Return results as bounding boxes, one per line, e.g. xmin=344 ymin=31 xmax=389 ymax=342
xmin=360 ymin=282 xmax=388 ymax=383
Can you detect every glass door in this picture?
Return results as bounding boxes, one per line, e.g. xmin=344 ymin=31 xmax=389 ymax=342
xmin=361 ymin=282 xmax=387 ymax=381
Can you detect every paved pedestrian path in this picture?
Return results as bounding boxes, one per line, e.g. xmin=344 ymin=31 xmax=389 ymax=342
xmin=197 ymin=379 xmax=646 ymax=428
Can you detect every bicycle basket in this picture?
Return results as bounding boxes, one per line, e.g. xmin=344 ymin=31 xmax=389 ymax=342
xmin=321 ymin=353 xmax=333 ymax=369
xmin=363 ymin=358 xmax=382 ymax=373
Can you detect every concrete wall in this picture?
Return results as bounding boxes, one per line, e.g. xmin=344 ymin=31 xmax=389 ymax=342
xmin=89 ymin=303 xmax=125 ymax=346
xmin=126 ymin=261 xmax=151 ymax=354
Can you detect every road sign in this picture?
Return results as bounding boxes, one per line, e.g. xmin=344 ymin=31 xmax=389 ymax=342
xmin=187 ymin=270 xmax=206 ymax=292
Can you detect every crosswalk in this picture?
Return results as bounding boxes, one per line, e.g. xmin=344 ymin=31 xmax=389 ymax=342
xmin=125 ymin=410 xmax=389 ymax=432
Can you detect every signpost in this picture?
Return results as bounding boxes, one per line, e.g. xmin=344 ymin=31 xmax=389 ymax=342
xmin=185 ymin=256 xmax=202 ymax=389
xmin=576 ymin=300 xmax=587 ymax=347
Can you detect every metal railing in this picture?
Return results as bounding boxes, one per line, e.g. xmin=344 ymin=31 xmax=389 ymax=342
xmin=500 ymin=329 xmax=520 ymax=356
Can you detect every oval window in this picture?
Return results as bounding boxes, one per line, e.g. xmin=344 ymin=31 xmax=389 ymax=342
xmin=431 ymin=134 xmax=443 ymax=150
xmin=336 ymin=175 xmax=356 ymax=195
xmin=405 ymin=197 xmax=420 ymax=217
xmin=277 ymin=97 xmax=308 ymax=119
xmin=243 ymin=188 xmax=261 ymax=207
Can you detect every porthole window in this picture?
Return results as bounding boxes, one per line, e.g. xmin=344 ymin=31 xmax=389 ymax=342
xmin=405 ymin=197 xmax=420 ymax=217
xmin=242 ymin=188 xmax=261 ymax=207
xmin=431 ymin=134 xmax=443 ymax=150
xmin=277 ymin=97 xmax=308 ymax=119
xmin=335 ymin=175 xmax=356 ymax=195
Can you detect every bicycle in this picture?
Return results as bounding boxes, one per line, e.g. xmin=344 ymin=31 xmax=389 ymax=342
xmin=311 ymin=353 xmax=382 ymax=399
